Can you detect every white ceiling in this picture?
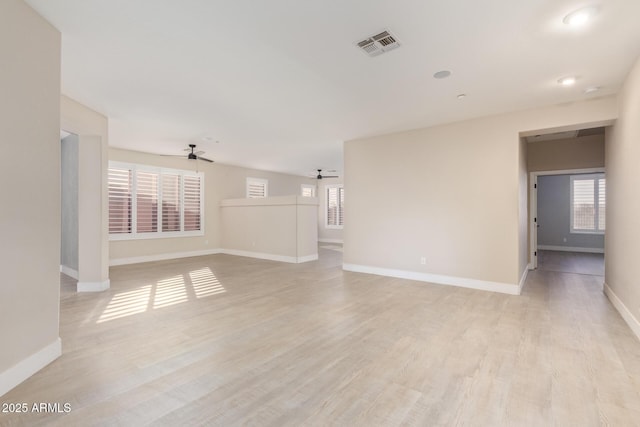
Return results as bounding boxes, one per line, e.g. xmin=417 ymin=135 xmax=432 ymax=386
xmin=26 ymin=0 xmax=640 ymax=177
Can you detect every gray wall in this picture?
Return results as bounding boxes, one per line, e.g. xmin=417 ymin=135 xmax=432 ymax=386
xmin=537 ymin=174 xmax=604 ymax=250
xmin=61 ymin=134 xmax=79 ymax=271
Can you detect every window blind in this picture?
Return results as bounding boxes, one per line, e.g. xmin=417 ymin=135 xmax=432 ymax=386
xmin=571 ymin=174 xmax=605 ymax=233
xmin=183 ymin=175 xmax=201 ymax=231
xmin=162 ymin=174 xmax=181 ymax=232
xmin=108 ymin=168 xmax=132 ymax=234
xmin=136 ymin=171 xmax=158 ymax=233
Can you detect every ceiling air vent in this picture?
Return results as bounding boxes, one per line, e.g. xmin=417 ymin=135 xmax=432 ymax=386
xmin=357 ymin=30 xmax=400 ymax=57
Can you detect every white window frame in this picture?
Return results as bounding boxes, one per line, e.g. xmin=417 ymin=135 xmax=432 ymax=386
xmin=246 ymin=177 xmax=268 ymax=198
xmin=301 ymin=184 xmax=316 ymax=197
xmin=570 ymin=173 xmax=605 ymax=235
xmin=108 ymin=161 xmax=205 ymax=240
xmin=325 ymin=184 xmax=344 ymax=229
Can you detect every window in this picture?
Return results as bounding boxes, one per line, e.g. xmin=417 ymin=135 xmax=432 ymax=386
xmin=246 ymin=177 xmax=268 ymax=198
xmin=108 ymin=162 xmax=204 ymax=239
xmin=570 ymin=173 xmax=605 ymax=234
xmin=326 ymin=185 xmax=344 ymax=228
xmin=301 ymin=184 xmax=316 ymax=197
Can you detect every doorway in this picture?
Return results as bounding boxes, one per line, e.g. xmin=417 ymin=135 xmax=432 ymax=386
xmin=530 ymin=168 xmax=605 ymax=275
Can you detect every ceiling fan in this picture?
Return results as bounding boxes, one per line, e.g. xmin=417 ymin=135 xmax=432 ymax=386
xmin=312 ymin=169 xmax=339 ymax=179
xmin=184 ymin=144 xmax=214 ymax=162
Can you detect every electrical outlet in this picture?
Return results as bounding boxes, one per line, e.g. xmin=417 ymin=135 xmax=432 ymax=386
xmin=563 ymin=237 xmax=567 ymax=243
xmin=420 ymin=257 xmax=426 ymax=265
xmin=204 ymin=240 xmax=208 ymax=245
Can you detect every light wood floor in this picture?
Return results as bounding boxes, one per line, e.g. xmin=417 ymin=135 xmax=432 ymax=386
xmin=2 ymin=247 xmax=640 ymax=426
xmin=538 ymin=249 xmax=605 ymax=276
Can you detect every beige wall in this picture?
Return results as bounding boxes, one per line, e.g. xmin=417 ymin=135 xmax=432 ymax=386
xmin=220 ymin=196 xmax=318 ymax=261
xmin=605 ymin=56 xmax=640 ymax=335
xmin=518 ymin=137 xmax=529 ymax=281
xmin=109 ymin=149 xmax=312 ymax=262
xmin=344 ymin=96 xmax=617 ymax=291
xmin=527 ymin=134 xmax=605 ymax=172
xmin=317 ymin=177 xmax=344 ymax=242
xmin=0 ymin=0 xmax=61 ymax=393
xmin=61 ymin=96 xmax=110 ymax=289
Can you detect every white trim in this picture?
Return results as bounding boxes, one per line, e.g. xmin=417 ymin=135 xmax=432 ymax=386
xmin=537 ymin=245 xmax=604 ymax=254
xmin=318 ymin=238 xmax=343 ymax=244
xmin=110 ymin=249 xmax=222 ymax=266
xmin=0 ymin=338 xmax=61 ymax=397
xmin=532 ymin=167 xmax=605 ymax=177
xmin=59 ymin=265 xmax=78 ymax=280
xmin=342 ymin=264 xmax=520 ymax=295
xmin=604 ymin=283 xmax=640 ymax=342
xmin=77 ymin=279 xmax=110 ymax=292
xmin=528 ymin=262 xmax=534 ymax=270
xmin=220 ymin=249 xmax=317 ymax=264
xmin=519 ymin=267 xmax=529 ymax=293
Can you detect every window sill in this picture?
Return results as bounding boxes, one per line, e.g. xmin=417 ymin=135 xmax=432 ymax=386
xmin=109 ymin=230 xmax=205 ymax=241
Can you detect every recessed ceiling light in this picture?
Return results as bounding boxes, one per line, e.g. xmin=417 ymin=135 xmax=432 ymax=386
xmin=457 ymin=94 xmax=467 ymax=100
xmin=558 ymin=76 xmax=577 ymax=86
xmin=563 ymin=6 xmax=599 ymax=27
xmin=584 ymin=86 xmax=601 ymax=94
xmin=433 ymin=70 xmax=451 ymax=79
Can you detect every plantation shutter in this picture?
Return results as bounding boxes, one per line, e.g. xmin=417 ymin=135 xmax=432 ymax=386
xmin=247 ymin=178 xmax=267 ymax=198
xmin=598 ymin=178 xmax=606 ymax=231
xmin=183 ymin=175 xmax=201 ymax=231
xmin=571 ymin=174 xmax=605 ymax=233
xmin=572 ymin=178 xmax=595 ymax=230
xmin=162 ymin=174 xmax=181 ymax=232
xmin=108 ymin=168 xmax=132 ymax=234
xmin=339 ymin=187 xmax=344 ymax=226
xmin=136 ymin=171 xmax=158 ymax=233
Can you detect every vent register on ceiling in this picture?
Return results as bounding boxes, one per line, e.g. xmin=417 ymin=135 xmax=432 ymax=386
xmin=357 ymin=30 xmax=400 ymax=57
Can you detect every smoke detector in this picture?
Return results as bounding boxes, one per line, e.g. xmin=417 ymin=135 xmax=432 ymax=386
xmin=357 ymin=30 xmax=400 ymax=57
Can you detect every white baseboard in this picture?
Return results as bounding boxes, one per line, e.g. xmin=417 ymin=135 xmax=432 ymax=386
xmin=297 ymin=254 xmax=319 ymax=263
xmin=221 ymin=249 xmax=317 ymax=264
xmin=519 ymin=267 xmax=529 ymax=293
xmin=318 ymin=238 xmax=343 ymax=244
xmin=604 ymin=283 xmax=640 ymax=342
xmin=110 ymin=249 xmax=222 ymax=266
xmin=342 ymin=264 xmax=520 ymax=295
xmin=0 ymin=338 xmax=61 ymax=397
xmin=77 ymin=279 xmax=110 ymax=292
xmin=59 ymin=265 xmax=78 ymax=280
xmin=537 ymin=245 xmax=604 ymax=254
xmin=110 ymin=248 xmax=317 ymax=266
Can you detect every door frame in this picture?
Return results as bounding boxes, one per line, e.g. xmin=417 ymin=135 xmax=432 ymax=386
xmin=529 ymin=167 xmax=605 ymax=269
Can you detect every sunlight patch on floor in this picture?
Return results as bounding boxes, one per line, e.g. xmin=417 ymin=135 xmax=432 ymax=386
xmin=97 ymin=267 xmax=226 ymax=323
xmin=97 ymin=285 xmax=152 ymax=323
xmin=190 ymin=267 xmax=226 ymax=298
xmin=154 ymin=274 xmax=188 ymax=309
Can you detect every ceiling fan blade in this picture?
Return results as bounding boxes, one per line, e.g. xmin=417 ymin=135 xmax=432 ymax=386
xmin=197 ymin=156 xmax=214 ymax=163
xmin=195 ymin=150 xmax=205 ymax=156
xmin=323 ymin=175 xmax=339 ymax=178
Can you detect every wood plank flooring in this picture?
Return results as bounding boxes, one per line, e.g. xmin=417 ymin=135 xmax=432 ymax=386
xmin=538 ymin=249 xmax=605 ymax=276
xmin=1 ymin=247 xmax=640 ymax=426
